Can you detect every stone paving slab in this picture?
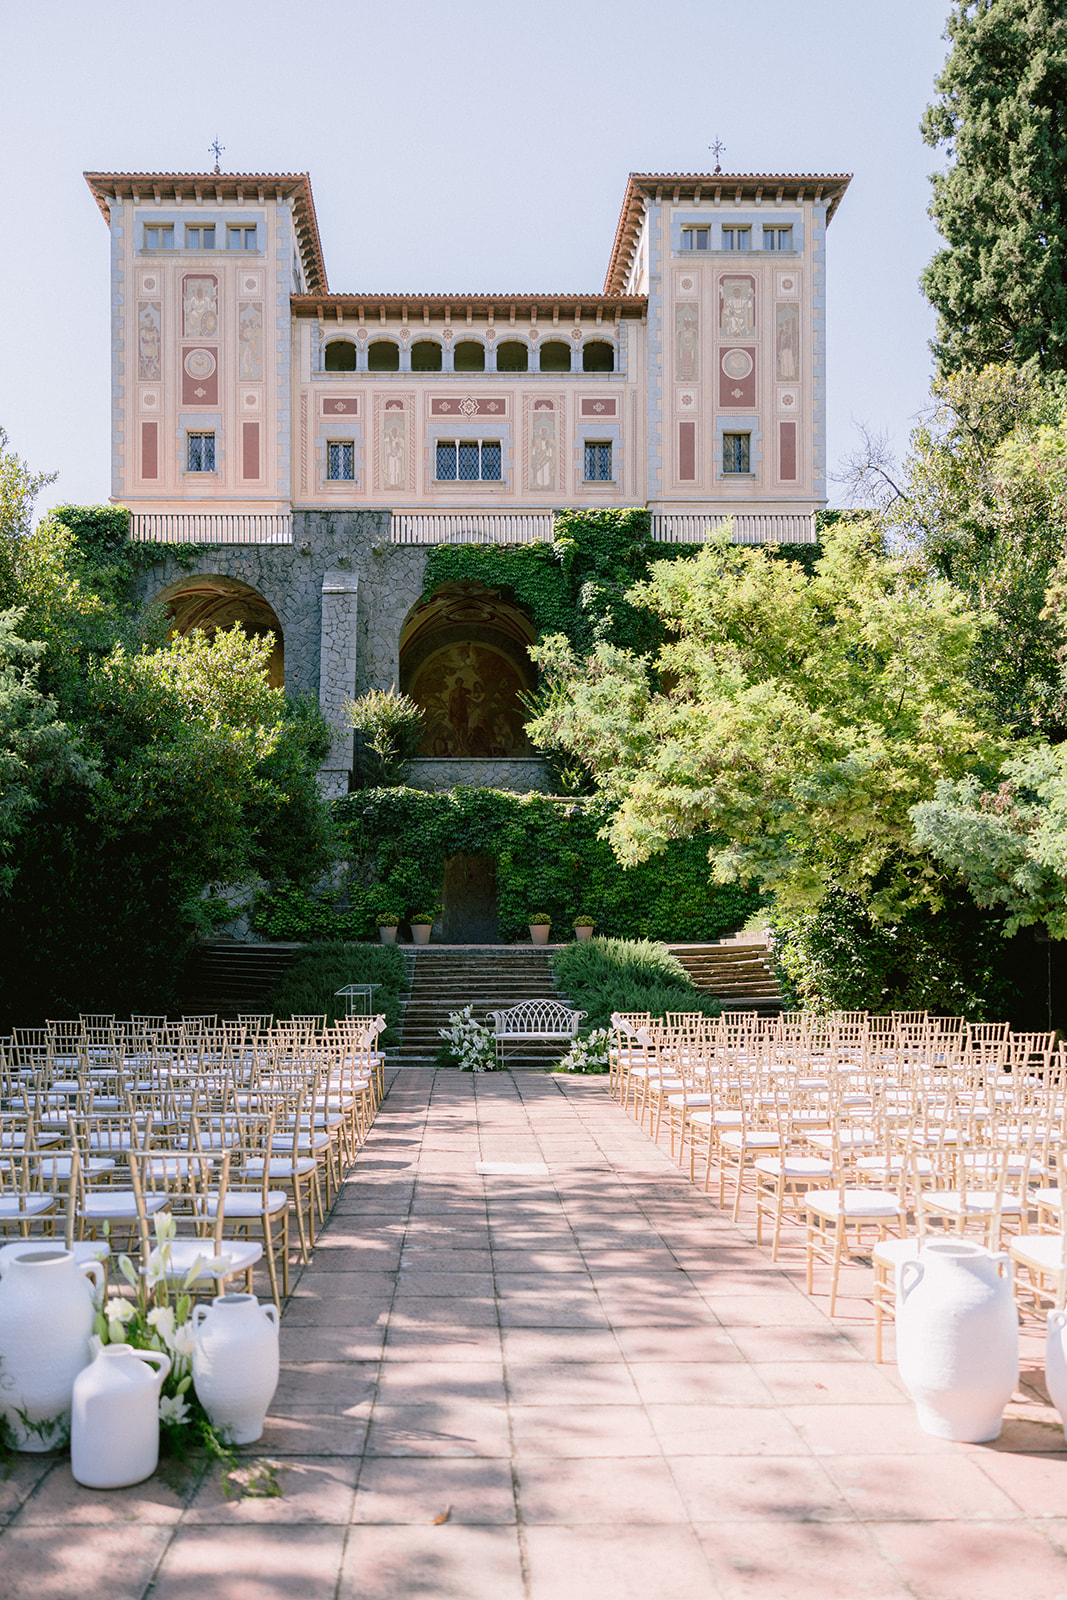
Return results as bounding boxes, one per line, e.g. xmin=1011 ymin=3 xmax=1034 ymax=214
xmin=2 ymin=1069 xmax=1067 ymax=1598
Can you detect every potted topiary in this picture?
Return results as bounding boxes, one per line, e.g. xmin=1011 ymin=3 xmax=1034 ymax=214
xmin=573 ymin=915 xmax=595 ymax=942
xmin=529 ymin=912 xmax=551 ymax=946
xmin=377 ymin=913 xmax=399 ymax=945
xmin=410 ymin=911 xmax=436 ymax=947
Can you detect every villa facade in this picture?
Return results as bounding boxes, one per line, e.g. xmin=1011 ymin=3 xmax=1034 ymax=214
xmin=86 ymin=165 xmax=850 ymax=791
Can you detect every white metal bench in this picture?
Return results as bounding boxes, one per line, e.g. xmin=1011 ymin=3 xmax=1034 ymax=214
xmin=487 ymin=999 xmax=587 ymax=1068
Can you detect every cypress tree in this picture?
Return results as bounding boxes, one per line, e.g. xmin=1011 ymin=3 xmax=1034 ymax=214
xmin=921 ymin=0 xmax=1067 ymax=375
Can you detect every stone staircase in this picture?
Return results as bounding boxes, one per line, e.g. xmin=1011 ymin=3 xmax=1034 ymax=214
xmin=392 ymin=946 xmax=570 ymax=1069
xmin=667 ymin=934 xmax=783 ymax=1015
xmin=178 ymin=941 xmax=304 ymax=1019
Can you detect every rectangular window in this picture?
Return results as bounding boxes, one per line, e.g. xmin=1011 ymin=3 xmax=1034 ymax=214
xmin=722 ymin=227 xmax=751 ymax=251
xmin=584 ymin=441 xmax=613 ymax=481
xmin=143 ymin=225 xmax=174 ymax=250
xmin=228 ymin=225 xmax=258 ymax=250
xmin=327 ymin=441 xmax=354 ymax=481
xmin=722 ymin=432 xmax=751 ymax=474
xmin=680 ymin=227 xmax=710 ymax=251
xmin=436 ymin=440 xmax=502 ymax=481
xmin=762 ymin=227 xmax=793 ymax=251
xmin=186 ymin=432 xmax=215 ymax=472
xmin=185 ymin=225 xmax=215 ymax=250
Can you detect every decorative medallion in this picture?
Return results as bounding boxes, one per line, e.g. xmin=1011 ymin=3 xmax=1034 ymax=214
xmin=778 ymin=388 xmax=798 ymax=410
xmin=184 ymin=348 xmax=216 ymax=379
xmin=680 ymin=393 xmax=694 ymax=407
xmin=243 ymin=275 xmax=258 ymax=293
xmin=141 ymin=274 xmax=158 ymax=294
xmin=680 ymin=276 xmax=694 ymax=291
xmin=721 ymin=348 xmax=754 ymax=380
xmin=142 ymin=391 xmax=158 ymax=408
xmin=243 ymin=391 xmax=260 ymax=409
xmin=356 ymin=328 xmax=368 ymax=344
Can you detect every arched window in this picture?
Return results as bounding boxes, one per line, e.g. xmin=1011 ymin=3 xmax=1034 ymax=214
xmin=411 ymin=340 xmax=442 ymax=371
xmin=582 ymin=340 xmax=615 ymax=372
xmin=367 ymin=340 xmax=400 ymax=371
xmin=539 ymin=341 xmax=571 ymax=372
xmin=324 ymin=340 xmax=356 ymax=372
xmin=454 ymin=341 xmax=485 ymax=372
xmin=496 ymin=341 xmax=528 ymax=372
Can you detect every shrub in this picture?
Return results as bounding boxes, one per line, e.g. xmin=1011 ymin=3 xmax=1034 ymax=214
xmin=266 ymin=941 xmax=407 ymax=1036
xmin=347 ymin=687 xmax=425 ymax=786
xmin=551 ymin=936 xmax=721 ymax=1033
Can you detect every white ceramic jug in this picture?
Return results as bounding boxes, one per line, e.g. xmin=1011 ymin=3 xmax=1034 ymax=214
xmin=1045 ymin=1309 xmax=1067 ymax=1441
xmin=0 ymin=1248 xmax=105 ymax=1450
xmin=71 ymin=1343 xmax=171 ymax=1488
xmin=897 ymin=1239 xmax=1018 ymax=1442
xmin=192 ymin=1293 xmax=279 ymax=1444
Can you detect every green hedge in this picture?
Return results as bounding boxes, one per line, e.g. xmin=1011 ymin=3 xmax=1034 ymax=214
xmin=551 ymin=937 xmax=722 ymax=1032
xmin=251 ymin=787 xmax=762 ymax=946
xmin=266 ymin=942 xmax=408 ymax=1038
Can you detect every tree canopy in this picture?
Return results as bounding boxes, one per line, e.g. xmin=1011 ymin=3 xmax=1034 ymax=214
xmin=527 ymin=521 xmax=1002 ymax=920
xmin=921 ymin=0 xmax=1067 ymax=376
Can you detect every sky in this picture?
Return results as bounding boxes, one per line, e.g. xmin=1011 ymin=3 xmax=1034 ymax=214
xmin=0 ymin=0 xmax=951 ymax=518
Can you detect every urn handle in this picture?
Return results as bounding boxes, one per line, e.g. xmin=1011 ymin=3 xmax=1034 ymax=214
xmin=80 ymin=1259 xmax=106 ymax=1295
xmin=263 ymin=1304 xmax=279 ymax=1330
xmin=135 ymin=1348 xmax=172 ymax=1391
xmin=192 ymin=1305 xmax=209 ymax=1333
xmin=1048 ymin=1309 xmax=1067 ymax=1334
xmin=994 ymin=1251 xmax=1013 ymax=1282
xmin=898 ymin=1258 xmax=924 ymax=1303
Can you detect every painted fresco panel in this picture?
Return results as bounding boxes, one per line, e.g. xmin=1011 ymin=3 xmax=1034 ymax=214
xmin=776 ymin=303 xmax=800 ymax=382
xmin=529 ymin=400 xmax=557 ymax=491
xmin=377 ymin=399 xmax=409 ymax=491
xmin=410 ymin=643 xmax=531 ymax=757
xmin=678 ymin=421 xmax=696 ymax=481
xmin=138 ymin=301 xmax=161 ymax=380
xmin=719 ymin=275 xmax=755 ymax=337
xmin=182 ymin=275 xmax=218 ymax=338
xmin=238 ymin=301 xmax=263 ymax=379
xmin=675 ymin=302 xmax=699 ymax=382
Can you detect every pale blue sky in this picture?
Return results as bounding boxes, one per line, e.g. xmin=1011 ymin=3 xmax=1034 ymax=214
xmin=0 ymin=0 xmax=950 ymax=516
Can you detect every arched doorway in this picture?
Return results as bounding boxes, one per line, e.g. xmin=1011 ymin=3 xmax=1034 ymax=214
xmin=399 ymin=582 xmax=536 ymax=759
xmin=154 ymin=575 xmax=285 ymax=688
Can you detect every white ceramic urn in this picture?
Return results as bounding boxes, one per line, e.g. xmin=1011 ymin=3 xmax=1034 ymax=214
xmin=71 ymin=1343 xmax=171 ymax=1488
xmin=0 ymin=1248 xmax=105 ymax=1450
xmin=192 ymin=1293 xmax=279 ymax=1444
xmin=1045 ymin=1309 xmax=1067 ymax=1441
xmin=896 ymin=1239 xmax=1019 ymax=1442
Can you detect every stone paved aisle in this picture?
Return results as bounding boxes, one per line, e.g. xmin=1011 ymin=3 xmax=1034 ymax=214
xmin=3 ymin=1071 xmax=1067 ymax=1599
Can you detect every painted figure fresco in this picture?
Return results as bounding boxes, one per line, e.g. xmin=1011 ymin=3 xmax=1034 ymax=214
xmin=382 ymin=403 xmax=407 ymax=488
xmin=776 ymin=303 xmax=800 ymax=382
xmin=720 ymin=275 xmax=755 ymax=337
xmin=675 ymin=303 xmax=699 ymax=382
xmin=238 ymin=301 xmax=263 ymax=379
xmin=183 ymin=276 xmax=218 ymax=339
xmin=409 ymin=642 xmax=531 ymax=757
xmin=138 ymin=301 xmax=161 ymax=380
xmin=530 ymin=401 xmax=556 ymax=490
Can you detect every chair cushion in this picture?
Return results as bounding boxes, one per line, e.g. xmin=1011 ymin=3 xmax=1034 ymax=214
xmin=206 ymin=1191 xmax=288 ymax=1217
xmin=163 ymin=1238 xmax=263 ymax=1279
xmin=0 ymin=1195 xmax=55 ymax=1218
xmin=1010 ymin=1233 xmax=1067 ymax=1274
xmin=754 ymin=1156 xmax=834 ymax=1179
xmin=80 ymin=1193 xmax=170 ymax=1220
xmin=806 ymin=1189 xmax=902 ymax=1219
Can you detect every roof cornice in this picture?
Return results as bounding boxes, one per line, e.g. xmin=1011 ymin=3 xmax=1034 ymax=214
xmin=291 ymin=292 xmax=646 ymax=320
xmin=83 ymin=170 xmax=328 ymax=294
xmin=603 ymin=170 xmax=852 ymax=294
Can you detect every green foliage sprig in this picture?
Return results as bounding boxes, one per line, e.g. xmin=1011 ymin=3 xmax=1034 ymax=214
xmin=551 ymin=936 xmax=722 ymax=1032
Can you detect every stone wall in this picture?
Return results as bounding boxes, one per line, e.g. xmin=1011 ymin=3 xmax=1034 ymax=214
xmin=404 ymin=758 xmax=553 ymax=794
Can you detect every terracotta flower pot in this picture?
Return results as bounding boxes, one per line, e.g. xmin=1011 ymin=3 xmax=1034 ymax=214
xmin=529 ymin=924 xmax=550 ymax=945
xmin=574 ymin=925 xmax=594 ymax=941
xmin=411 ymin=923 xmax=432 ymax=946
xmin=378 ymin=925 xmax=397 ymax=945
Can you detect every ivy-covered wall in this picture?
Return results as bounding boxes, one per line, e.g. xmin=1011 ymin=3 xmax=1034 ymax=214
xmin=252 ymin=786 xmax=762 ymax=944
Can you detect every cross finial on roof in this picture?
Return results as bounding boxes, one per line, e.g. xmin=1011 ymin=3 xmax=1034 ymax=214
xmin=209 ymin=137 xmax=225 ymax=174
xmin=709 ymin=138 xmax=726 ymax=175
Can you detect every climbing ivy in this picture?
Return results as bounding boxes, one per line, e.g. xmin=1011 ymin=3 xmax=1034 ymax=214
xmin=251 ymin=786 xmax=762 ymax=945
xmin=422 ymin=507 xmax=824 ymax=661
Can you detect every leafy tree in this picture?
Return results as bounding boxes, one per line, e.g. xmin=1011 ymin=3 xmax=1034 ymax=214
xmin=0 ymin=609 xmax=93 ymax=892
xmin=0 ymin=428 xmax=56 ymax=605
xmin=911 ymin=741 xmax=1067 ymax=936
xmin=346 ymin=686 xmax=425 ymax=786
xmin=921 ymin=0 xmax=1067 ymax=375
xmin=848 ymin=365 xmax=1067 ymax=738
xmin=526 ymin=521 xmax=1003 ymax=919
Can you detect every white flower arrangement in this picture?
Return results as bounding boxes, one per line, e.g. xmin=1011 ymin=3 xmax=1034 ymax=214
xmin=439 ymin=1005 xmax=498 ymax=1072
xmin=558 ymin=1027 xmax=611 ymax=1073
